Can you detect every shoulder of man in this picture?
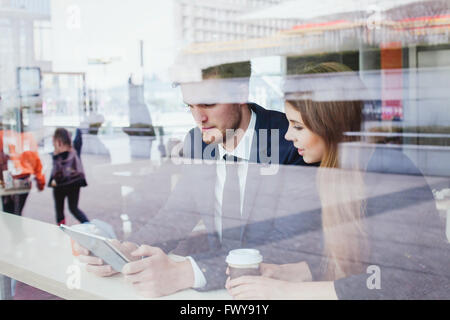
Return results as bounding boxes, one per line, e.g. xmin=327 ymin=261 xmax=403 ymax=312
xmin=248 ymin=103 xmax=287 ymax=128
xmin=249 ymin=103 xmax=307 ymax=166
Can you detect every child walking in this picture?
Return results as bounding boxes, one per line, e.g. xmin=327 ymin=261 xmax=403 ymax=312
xmin=49 ymin=128 xmax=89 ymax=225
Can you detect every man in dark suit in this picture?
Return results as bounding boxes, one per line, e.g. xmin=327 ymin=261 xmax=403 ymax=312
xmin=76 ymin=61 xmax=310 ymax=297
xmin=182 ymin=102 xmax=305 ymax=166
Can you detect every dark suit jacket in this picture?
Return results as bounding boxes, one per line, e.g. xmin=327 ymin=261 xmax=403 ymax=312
xmin=182 ymin=103 xmax=308 ymax=166
xmin=129 ymin=103 xmax=312 ymax=291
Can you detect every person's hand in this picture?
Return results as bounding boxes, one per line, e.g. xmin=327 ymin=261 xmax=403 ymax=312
xmin=74 ymin=240 xmax=139 ymax=277
xmin=122 ymin=245 xmax=194 ymax=298
xmin=226 ymin=276 xmax=338 ymax=300
xmin=225 ymin=263 xmax=279 ymax=277
xmin=261 ymin=262 xmax=312 ymax=282
xmin=225 ymin=262 xmax=312 ymax=282
xmin=225 ymin=275 xmax=293 ymax=300
xmin=259 ymin=263 xmax=280 ymax=278
xmin=50 ymin=180 xmax=57 ymax=187
xmin=36 ymin=179 xmax=45 ymax=191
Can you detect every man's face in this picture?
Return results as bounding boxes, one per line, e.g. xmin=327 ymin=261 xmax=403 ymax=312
xmin=187 ymin=103 xmax=242 ymax=144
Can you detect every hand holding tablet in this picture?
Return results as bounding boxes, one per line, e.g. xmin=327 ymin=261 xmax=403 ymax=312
xmin=60 ymin=224 xmax=131 ymax=272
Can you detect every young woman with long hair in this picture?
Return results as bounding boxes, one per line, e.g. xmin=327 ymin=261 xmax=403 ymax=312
xmin=225 ymin=62 xmax=449 ymax=299
xmin=225 ymin=62 xmax=368 ymax=298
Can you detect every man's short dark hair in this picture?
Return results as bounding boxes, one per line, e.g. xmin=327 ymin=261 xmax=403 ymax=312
xmin=53 ymin=128 xmax=72 ymax=147
xmin=202 ymin=61 xmax=251 ymax=80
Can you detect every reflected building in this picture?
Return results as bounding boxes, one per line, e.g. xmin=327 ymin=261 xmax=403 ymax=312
xmin=171 ymin=0 xmax=450 ymax=176
xmin=174 ymin=0 xmax=300 ymax=45
xmin=176 ymin=0 xmax=450 ymax=67
xmin=172 ymin=0 xmax=303 ymax=110
xmin=0 ymin=0 xmax=52 ymax=92
xmin=0 ymin=0 xmax=52 ymax=132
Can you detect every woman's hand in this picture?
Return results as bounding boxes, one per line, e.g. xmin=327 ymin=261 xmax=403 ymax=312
xmin=258 ymin=262 xmax=313 ymax=282
xmin=226 ymin=275 xmax=338 ymax=300
xmin=225 ymin=275 xmax=294 ymax=300
xmin=258 ymin=263 xmax=280 ymax=278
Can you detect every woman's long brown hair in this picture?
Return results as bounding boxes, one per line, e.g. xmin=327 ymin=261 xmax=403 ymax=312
xmin=287 ymin=62 xmax=368 ymax=280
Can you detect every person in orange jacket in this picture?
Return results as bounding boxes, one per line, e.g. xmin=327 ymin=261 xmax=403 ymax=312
xmin=0 ymin=129 xmax=45 ymax=216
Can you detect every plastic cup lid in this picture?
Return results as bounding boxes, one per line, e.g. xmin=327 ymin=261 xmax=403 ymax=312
xmin=226 ymin=249 xmax=263 ymax=266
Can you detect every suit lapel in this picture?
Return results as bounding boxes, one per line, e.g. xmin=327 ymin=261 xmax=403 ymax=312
xmin=249 ymin=103 xmax=271 ymax=165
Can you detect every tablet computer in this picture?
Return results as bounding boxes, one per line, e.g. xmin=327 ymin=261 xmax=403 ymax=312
xmin=60 ymin=224 xmax=130 ymax=272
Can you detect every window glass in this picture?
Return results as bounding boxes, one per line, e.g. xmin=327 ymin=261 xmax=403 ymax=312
xmin=0 ymin=0 xmax=448 ymax=301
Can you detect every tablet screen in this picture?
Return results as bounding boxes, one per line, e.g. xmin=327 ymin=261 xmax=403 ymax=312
xmin=60 ymin=224 xmax=130 ymax=272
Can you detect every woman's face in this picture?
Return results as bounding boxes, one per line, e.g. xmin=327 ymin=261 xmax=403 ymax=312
xmin=284 ymin=102 xmax=326 ymax=164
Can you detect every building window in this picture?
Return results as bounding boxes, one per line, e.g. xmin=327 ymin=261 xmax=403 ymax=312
xmin=34 ymin=20 xmax=52 ymax=61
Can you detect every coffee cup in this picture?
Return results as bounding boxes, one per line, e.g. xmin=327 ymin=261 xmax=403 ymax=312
xmin=226 ymin=249 xmax=263 ymax=279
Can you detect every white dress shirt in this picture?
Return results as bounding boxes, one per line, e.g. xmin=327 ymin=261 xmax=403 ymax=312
xmin=187 ymin=109 xmax=256 ymax=288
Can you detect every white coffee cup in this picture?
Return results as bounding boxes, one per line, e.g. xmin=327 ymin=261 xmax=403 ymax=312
xmin=226 ymin=248 xmax=263 ymax=279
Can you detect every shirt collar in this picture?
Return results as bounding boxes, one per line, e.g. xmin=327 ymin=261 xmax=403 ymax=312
xmin=218 ymin=109 xmax=256 ymax=161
